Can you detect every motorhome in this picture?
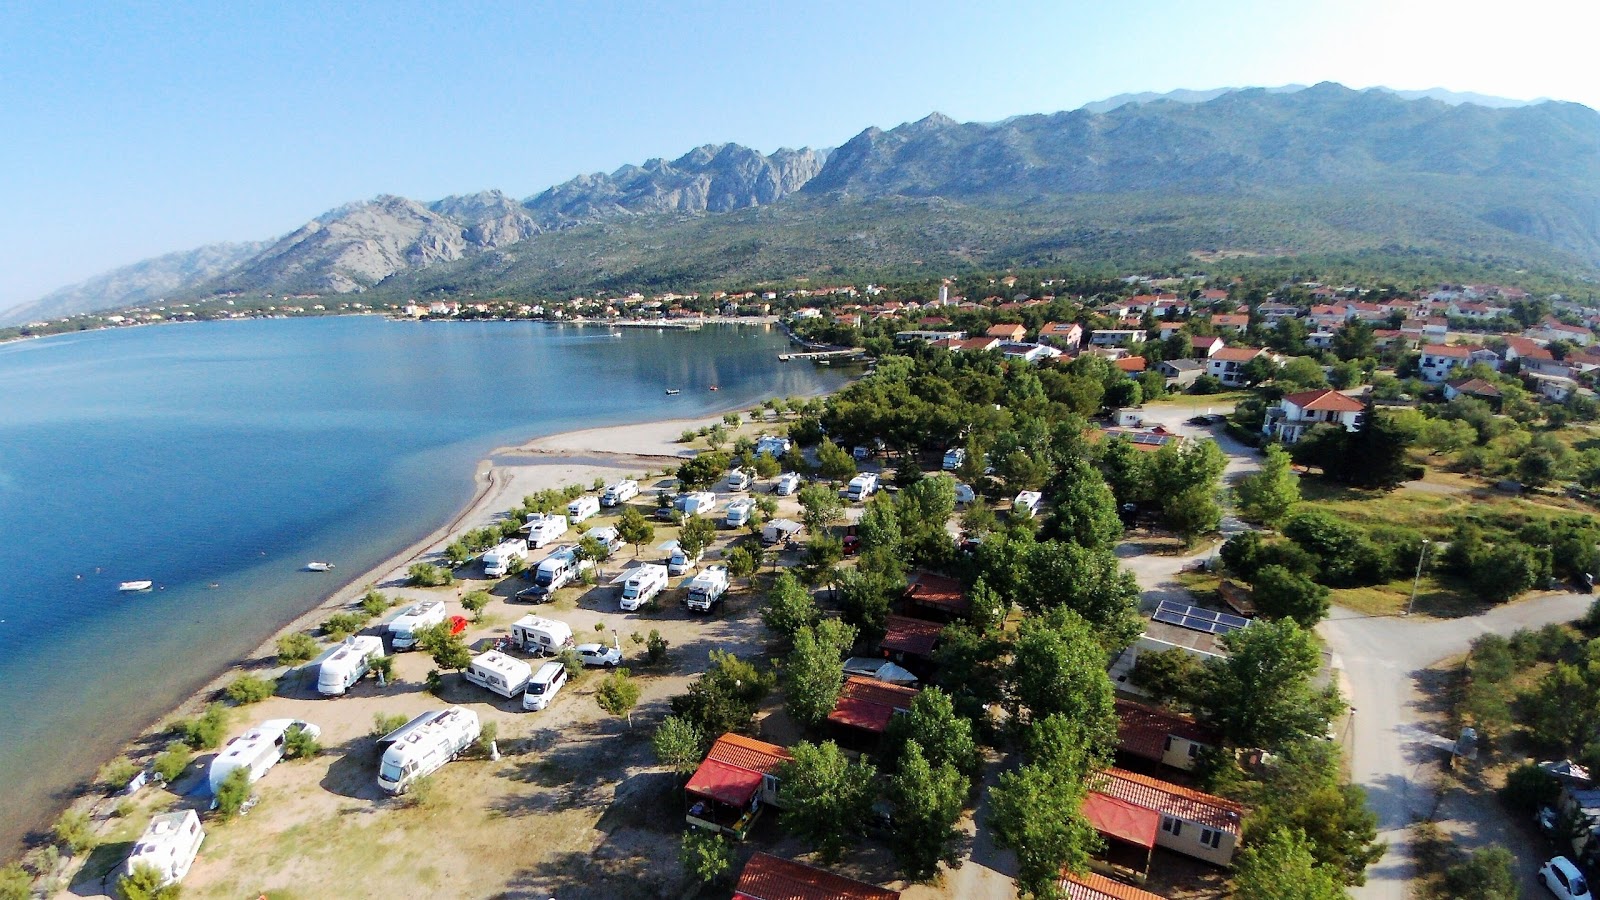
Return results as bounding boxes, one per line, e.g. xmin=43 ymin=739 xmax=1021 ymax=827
xmin=511 ymin=614 xmax=574 ymax=656
xmin=463 ymin=650 xmax=534 ymax=699
xmin=943 ymin=448 xmax=967 ymax=470
xmin=847 ymin=473 xmax=879 ymax=502
xmin=674 ymin=491 xmax=717 ymax=516
xmin=208 ymin=718 xmax=321 ymax=797
xmin=122 ymin=810 xmax=203 ymax=888
xmin=522 ymin=661 xmax=569 ymax=711
xmin=387 ymin=599 xmax=446 ymax=650
xmin=668 ymin=544 xmax=703 ymax=575
xmin=600 ymin=479 xmax=639 ymax=507
xmin=685 ymin=565 xmax=730 ymax=613
xmin=755 ymin=435 xmax=791 ymax=458
xmin=482 ymin=538 xmax=529 ymax=577
xmin=953 ymin=482 xmax=977 ymax=504
xmin=526 ymin=544 xmax=591 ymax=599
xmin=567 ymin=495 xmax=600 ymax=523
xmin=726 ymin=469 xmax=752 ymax=492
xmin=377 ymin=707 xmax=480 ymax=794
xmin=724 ymin=498 xmax=756 ymax=528
xmin=762 ymin=519 xmax=804 ymax=546
xmin=315 ymin=634 xmax=385 ymax=696
xmin=521 ymin=513 xmax=568 ymax=549
xmin=619 ymin=564 xmax=669 ymax=610
xmin=774 ymin=472 xmax=802 ymax=496
xmin=1014 ymin=491 xmax=1043 ymax=516
xmin=583 ymin=525 xmax=625 ymax=555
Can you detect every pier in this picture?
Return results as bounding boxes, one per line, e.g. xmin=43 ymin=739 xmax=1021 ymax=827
xmin=778 ymin=348 xmax=867 ymax=362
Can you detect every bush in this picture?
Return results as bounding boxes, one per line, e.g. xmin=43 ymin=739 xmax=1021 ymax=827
xmin=116 ymin=862 xmax=179 ymax=900
xmin=407 ymin=562 xmax=452 ymax=587
xmin=214 ymin=767 xmax=253 ymax=818
xmin=1443 ymin=846 xmax=1516 ymax=900
xmin=477 ymin=721 xmax=499 ymax=758
xmin=1466 ymin=634 xmax=1517 ymax=684
xmin=179 ymin=703 xmax=229 ymax=750
xmin=372 ymin=711 xmax=409 ymax=738
xmin=276 ymin=632 xmax=319 ymax=666
xmin=53 ymin=810 xmax=96 ymax=855
xmin=646 ymin=630 xmax=670 ymax=666
xmin=359 ymin=589 xmax=392 ymax=617
xmin=283 ymin=724 xmax=320 ymax=760
xmin=461 ymin=590 xmax=492 ymax=620
xmin=224 ymin=673 xmax=277 ymax=705
xmin=152 ymin=741 xmax=192 ymax=783
xmin=1500 ymin=762 xmax=1559 ymax=814
xmin=425 ymin=669 xmax=443 ymax=695
xmin=99 ymin=758 xmax=140 ymax=793
xmin=322 ymin=611 xmax=367 ymax=640
xmin=0 ymin=864 xmax=31 ymax=900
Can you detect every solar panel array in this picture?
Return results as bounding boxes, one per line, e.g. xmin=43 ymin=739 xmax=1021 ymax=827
xmin=1152 ymin=599 xmax=1250 ymax=635
xmin=1131 ymin=433 xmax=1170 ymax=446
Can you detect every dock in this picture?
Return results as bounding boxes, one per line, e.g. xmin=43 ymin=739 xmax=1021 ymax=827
xmin=778 ymin=348 xmax=867 ymax=362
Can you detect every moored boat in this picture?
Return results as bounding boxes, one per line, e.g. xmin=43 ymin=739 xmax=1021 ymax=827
xmin=664 ymin=389 xmax=680 ymax=395
xmin=119 ymin=580 xmax=153 ymax=593
xmin=305 ymin=562 xmax=335 ymax=572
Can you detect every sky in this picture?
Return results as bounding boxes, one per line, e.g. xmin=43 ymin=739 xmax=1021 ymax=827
xmin=1 ymin=0 xmax=1596 ymax=312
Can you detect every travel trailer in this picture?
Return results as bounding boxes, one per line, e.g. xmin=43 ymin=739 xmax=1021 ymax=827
xmin=724 ymin=498 xmax=756 ymax=528
xmin=122 ymin=810 xmax=203 ymax=888
xmin=376 ymin=707 xmax=479 ymax=794
xmin=685 ymin=565 xmax=730 ymax=613
xmin=463 ymin=650 xmax=534 ymax=699
xmin=315 ymin=634 xmax=385 ymax=696
xmin=511 ymin=614 xmax=574 ymax=656
xmin=600 ymin=479 xmax=639 ymax=507
xmin=387 ymin=600 xmax=447 ymax=650
xmin=774 ymin=472 xmax=802 ymax=496
xmin=847 ymin=473 xmax=879 ymax=502
xmin=522 ymin=661 xmax=569 ymax=711
xmin=953 ymin=482 xmax=977 ymax=504
xmin=521 ymin=513 xmax=568 ymax=549
xmin=726 ymin=469 xmax=752 ymax=492
xmin=1014 ymin=491 xmax=1043 ymax=516
xmin=943 ymin=448 xmax=966 ymax=470
xmin=619 ymin=564 xmax=669 ymax=611
xmin=567 ymin=495 xmax=600 ymax=523
xmin=762 ymin=519 xmax=804 ymax=545
xmin=583 ymin=525 xmax=625 ymax=555
xmin=526 ymin=544 xmax=592 ymax=599
xmin=674 ymin=491 xmax=717 ymax=516
xmin=208 ymin=718 xmax=321 ymax=797
xmin=482 ymin=538 xmax=529 ymax=577
xmin=755 ymin=435 xmax=791 ymax=458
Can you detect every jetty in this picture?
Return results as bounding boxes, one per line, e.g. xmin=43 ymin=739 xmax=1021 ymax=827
xmin=778 ymin=347 xmax=867 ymax=362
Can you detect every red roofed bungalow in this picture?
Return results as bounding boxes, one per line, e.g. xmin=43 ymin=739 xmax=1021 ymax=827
xmin=685 ymin=733 xmax=793 ymax=839
xmin=1062 ymin=871 xmax=1166 ymax=900
xmin=1115 ymin=698 xmax=1219 ymax=772
xmin=879 ymin=614 xmax=943 ymax=661
xmin=828 ymin=676 xmax=919 ymax=743
xmin=1114 ymin=356 xmax=1147 ymax=374
xmin=735 ymin=852 xmax=900 ymax=900
xmin=904 ymin=570 xmax=970 ymax=619
xmin=1091 ymin=767 xmax=1244 ymax=866
xmin=987 ymin=323 xmax=1027 ymax=341
xmin=1081 ymin=792 xmax=1160 ymax=881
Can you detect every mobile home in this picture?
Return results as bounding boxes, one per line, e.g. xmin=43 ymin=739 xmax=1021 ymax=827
xmin=387 ymin=599 xmax=446 ymax=650
xmin=511 ymin=614 xmax=574 ymax=656
xmin=686 ymin=565 xmax=730 ymax=613
xmin=600 ymin=479 xmax=639 ymax=507
xmin=674 ymin=491 xmax=717 ymax=516
xmin=847 ymin=473 xmax=879 ymax=502
xmin=521 ymin=513 xmax=568 ymax=549
xmin=377 ymin=707 xmax=480 ymax=794
xmin=567 ymin=495 xmax=601 ymax=523
xmin=619 ymin=564 xmax=669 ymax=611
xmin=463 ymin=650 xmax=534 ymax=699
xmin=774 ymin=472 xmax=802 ymax=496
xmin=482 ymin=538 xmax=529 ymax=577
xmin=725 ymin=498 xmax=756 ymax=528
xmin=315 ymin=634 xmax=385 ymax=696
xmin=208 ymin=718 xmax=321 ymax=797
xmin=583 ymin=525 xmax=625 ymax=555
xmin=122 ymin=810 xmax=203 ymax=888
xmin=726 ymin=469 xmax=752 ymax=492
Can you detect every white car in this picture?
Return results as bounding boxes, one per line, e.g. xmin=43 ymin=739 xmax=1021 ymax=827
xmin=574 ymin=642 xmax=622 ymax=668
xmin=1541 ymin=857 xmax=1593 ymax=900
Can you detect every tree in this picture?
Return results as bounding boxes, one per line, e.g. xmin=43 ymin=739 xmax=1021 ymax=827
xmin=595 ymin=668 xmax=642 ymax=728
xmin=117 ymin=862 xmax=181 ymax=900
xmin=777 ymin=741 xmax=877 ymax=863
xmin=836 ymin=561 xmax=902 ymax=642
xmin=1277 ymin=357 xmax=1327 ymax=392
xmin=152 ymin=741 xmax=192 ymax=783
xmin=1250 ymin=564 xmax=1331 ymax=627
xmin=1197 ymin=619 xmax=1344 ymax=750
xmin=725 ymin=543 xmax=759 ymax=579
xmin=417 ymin=621 xmax=472 ymax=671
xmin=460 ymin=589 xmax=492 ymax=621
xmin=677 ymin=451 xmax=731 ymax=490
xmin=1163 ymin=483 xmax=1221 ymax=544
xmin=1233 ymin=828 xmax=1346 ymax=900
xmin=816 ymin=440 xmax=858 ymax=482
xmin=1443 ymin=847 xmax=1517 ymax=900
xmin=989 ymin=760 xmax=1099 ymax=899
xmin=889 ymin=741 xmax=967 ymax=880
xmin=283 ymin=723 xmax=320 ymax=759
xmin=1097 ymin=436 xmax=1151 ymax=506
xmin=179 ymin=703 xmax=229 ymax=750
xmin=652 ymin=715 xmax=707 ymax=777
xmin=1519 ymin=446 xmax=1558 ymax=487
xmin=798 ymin=482 xmax=844 ymax=534
xmin=1243 ymin=740 xmax=1385 ymax=885
xmin=676 ymin=514 xmax=717 ymax=561
xmin=0 ymin=865 xmax=32 ymax=900
xmin=761 ymin=571 xmax=817 ymax=640
xmin=53 ymin=809 xmax=97 ymax=855
xmin=680 ymin=829 xmax=732 ymax=887
xmin=753 ymin=451 xmax=782 ymax=480
xmin=1241 ymin=354 xmax=1278 ymax=386
xmin=1235 ymin=444 xmax=1301 ymax=526
xmin=783 ymin=620 xmax=856 ymax=728
xmin=1013 ymin=540 xmax=1143 ymax=650
xmin=1011 ymin=609 xmax=1119 ymax=756
xmin=858 ymin=492 xmax=904 ymax=558
xmin=1045 ymin=459 xmax=1123 ymax=552
xmin=407 ymin=562 xmax=452 ymax=587
xmin=886 ymin=687 xmax=980 ymax=780
xmin=1331 ymin=320 xmax=1376 ymax=361
xmin=670 ymin=650 xmax=775 ymax=736
xmin=1129 ymin=647 xmax=1205 ymax=710
xmin=616 ymin=505 xmax=655 ymax=557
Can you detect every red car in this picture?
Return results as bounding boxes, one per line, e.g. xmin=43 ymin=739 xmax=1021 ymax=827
xmin=446 ymin=615 xmax=469 ymax=637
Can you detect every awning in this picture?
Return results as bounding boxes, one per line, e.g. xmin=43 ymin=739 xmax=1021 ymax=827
xmin=685 ymin=758 xmax=764 ymax=808
xmin=1083 ymin=792 xmax=1159 ymax=849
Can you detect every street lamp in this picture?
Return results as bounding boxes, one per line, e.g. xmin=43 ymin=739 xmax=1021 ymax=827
xmin=1404 ymin=539 xmax=1432 ymax=617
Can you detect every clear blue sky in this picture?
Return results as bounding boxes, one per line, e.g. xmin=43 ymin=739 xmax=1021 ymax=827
xmin=1 ymin=0 xmax=1593 ymax=311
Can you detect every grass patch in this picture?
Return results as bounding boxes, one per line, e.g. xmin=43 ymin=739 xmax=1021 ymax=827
xmin=1172 ymin=570 xmax=1221 ymax=605
xmin=1330 ymin=574 xmax=1475 ymax=618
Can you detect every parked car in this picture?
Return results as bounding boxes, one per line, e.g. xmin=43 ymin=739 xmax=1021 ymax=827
xmin=1540 ymin=856 xmax=1593 ymax=900
xmin=575 ymin=641 xmax=622 ymax=668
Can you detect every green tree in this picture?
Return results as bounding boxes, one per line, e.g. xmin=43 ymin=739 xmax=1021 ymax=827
xmin=889 ymin=741 xmax=967 ymax=880
xmin=989 ymin=759 xmax=1099 ymax=899
xmin=858 ymin=492 xmax=904 ymax=557
xmin=1198 ymin=620 xmax=1344 ymax=750
xmin=886 ymin=687 xmax=980 ymax=780
xmin=1236 ymin=444 xmax=1301 ymax=526
xmin=276 ymin=632 xmax=319 ymax=666
xmin=798 ymin=482 xmax=845 ymax=534
xmin=1045 ymin=459 xmax=1123 ymax=552
xmin=152 ymin=741 xmax=192 ymax=783
xmin=652 ymin=715 xmax=708 ymax=777
xmin=407 ymin=562 xmax=452 ymax=587
xmin=214 ymin=766 xmax=253 ymax=817
xmin=360 ymin=588 xmax=393 ymax=617
xmin=676 ymin=514 xmax=718 ymax=562
xmin=816 ymin=440 xmax=859 ymax=482
xmin=417 ymin=621 xmax=472 ymax=671
xmin=179 ymin=703 xmax=229 ymax=750
xmin=1331 ymin=320 xmax=1376 ymax=361
xmin=753 ymin=451 xmax=782 ymax=480
xmin=0 ymin=865 xmax=32 ymax=900
xmin=1443 ymin=846 xmax=1517 ymax=900
xmin=761 ymin=570 xmax=818 ymax=640
xmin=1242 ymin=740 xmax=1385 ymax=886
xmin=1233 ymin=828 xmax=1346 ymax=900
xmin=1098 ymin=436 xmax=1152 ymax=505
xmin=595 ymin=668 xmax=642 ymax=728
xmin=461 ymin=589 xmax=492 ymax=621
xmin=680 ymin=829 xmax=732 ymax=887
xmin=783 ymin=620 xmax=856 ymax=728
xmin=669 ymin=650 xmax=775 ymax=736
xmin=777 ymin=741 xmax=878 ymax=863
xmin=617 ymin=505 xmax=655 ymax=556
xmin=53 ymin=809 xmax=97 ymax=855
xmin=1012 ymin=609 xmax=1119 ymax=755
xmin=1014 ymin=540 xmax=1143 ymax=650
xmin=677 ymin=451 xmax=731 ymax=490
xmin=1129 ymin=648 xmax=1206 ymax=710
xmin=1251 ymin=564 xmax=1331 ymax=627
xmin=117 ymin=863 xmax=181 ymax=900
xmin=1163 ymin=483 xmax=1221 ymax=544
xmin=283 ymin=723 xmax=320 ymax=759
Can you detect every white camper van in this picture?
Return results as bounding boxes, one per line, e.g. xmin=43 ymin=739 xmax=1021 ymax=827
xmin=943 ymin=448 xmax=967 ymax=471
xmin=848 ymin=473 xmax=879 ymax=502
xmin=208 ymin=718 xmax=321 ymax=798
xmin=774 ymin=472 xmax=802 ymax=496
xmin=122 ymin=810 xmax=203 ymax=888
xmin=567 ymin=495 xmax=600 ymax=523
xmin=522 ymin=513 xmax=569 ymax=549
xmin=685 ymin=565 xmax=730 ymax=613
xmin=668 ymin=543 xmax=703 ymax=576
xmin=674 ymin=491 xmax=717 ymax=516
xmin=583 ymin=525 xmax=625 ymax=555
xmin=525 ymin=544 xmax=592 ymax=599
xmin=522 ymin=660 xmax=569 ymax=711
xmin=387 ymin=599 xmax=446 ymax=650
xmin=377 ymin=707 xmax=480 ymax=794
xmin=724 ymin=498 xmax=756 ymax=528
xmin=619 ymin=564 xmax=669 ymax=611
xmin=463 ymin=650 xmax=534 ymax=699
xmin=953 ymin=482 xmax=977 ymax=505
xmin=726 ymin=469 xmax=752 ymax=492
xmin=1013 ymin=491 xmax=1043 ymax=516
xmin=316 ymin=634 xmax=385 ymax=696
xmin=482 ymin=538 xmax=529 ymax=577
xmin=600 ymin=479 xmax=639 ymax=507
xmin=511 ymin=614 xmax=574 ymax=656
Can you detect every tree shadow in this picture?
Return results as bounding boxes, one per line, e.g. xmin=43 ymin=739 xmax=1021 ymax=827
xmin=319 ymin=735 xmax=389 ymax=801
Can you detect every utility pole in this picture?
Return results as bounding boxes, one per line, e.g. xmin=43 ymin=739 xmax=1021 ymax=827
xmin=1404 ymin=539 xmax=1431 ymax=617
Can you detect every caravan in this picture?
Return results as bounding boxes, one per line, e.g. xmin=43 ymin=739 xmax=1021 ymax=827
xmin=482 ymin=538 xmax=529 ymax=577
xmin=600 ymin=479 xmax=639 ymax=507
xmin=619 ymin=564 xmax=669 ymax=611
xmin=511 ymin=614 xmax=574 ymax=656
xmin=726 ymin=469 xmax=752 ymax=492
xmin=1013 ymin=491 xmax=1043 ymax=516
xmin=847 ymin=473 xmax=879 ymax=502
xmin=122 ymin=810 xmax=203 ymax=888
xmin=583 ymin=525 xmax=625 ymax=555
xmin=522 ymin=513 xmax=568 ymax=549
xmin=524 ymin=544 xmax=592 ymax=600
xmin=315 ymin=635 xmax=385 ymax=696
xmin=387 ymin=600 xmax=446 ymax=650
xmin=943 ymin=448 xmax=966 ymax=471
xmin=685 ymin=565 xmax=730 ymax=613
xmin=567 ymin=495 xmax=600 ymax=523
xmin=377 ymin=707 xmax=480 ymax=794
xmin=208 ymin=719 xmax=321 ymax=797
xmin=463 ymin=650 xmax=534 ymax=699
xmin=668 ymin=543 xmax=702 ymax=575
xmin=674 ymin=492 xmax=717 ymax=516
xmin=724 ymin=498 xmax=756 ymax=528
xmin=774 ymin=472 xmax=802 ymax=496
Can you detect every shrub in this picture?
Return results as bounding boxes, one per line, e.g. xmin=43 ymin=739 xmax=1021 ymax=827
xmin=116 ymin=862 xmax=179 ymax=900
xmin=224 ymin=673 xmax=277 ymax=705
xmin=151 ymin=742 xmax=192 ymax=783
xmin=53 ymin=810 xmax=96 ymax=855
xmin=99 ymin=758 xmax=140 ymax=793
xmin=359 ymin=589 xmax=392 ymax=617
xmin=214 ymin=767 xmax=253 ymax=818
xmin=1443 ymin=847 xmax=1516 ymax=900
xmin=679 ymin=430 xmax=696 ymax=444
xmin=370 ymin=653 xmax=395 ymax=685
xmin=322 ymin=611 xmax=367 ymax=640
xmin=0 ymin=864 xmax=31 ymax=900
xmin=179 ymin=703 xmax=229 ymax=750
xmin=276 ymin=632 xmax=319 ymax=666
xmin=477 ymin=721 xmax=499 ymax=758
xmin=372 ymin=711 xmax=409 ymax=738
xmin=646 ymin=630 xmax=669 ymax=666
xmin=558 ymin=647 xmax=584 ymax=680
xmin=1466 ymin=634 xmax=1517 ymax=684
xmin=404 ymin=774 xmax=437 ymax=808
xmin=407 ymin=562 xmax=452 ymax=587
xmin=425 ymin=669 xmax=443 ymax=695
xmin=283 ymin=724 xmax=320 ymax=760
xmin=1500 ymin=762 xmax=1559 ymax=813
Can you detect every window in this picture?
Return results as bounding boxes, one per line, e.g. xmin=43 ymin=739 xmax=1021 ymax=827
xmin=1200 ymin=828 xmax=1222 ymax=849
xmin=1161 ymin=817 xmax=1182 ymax=837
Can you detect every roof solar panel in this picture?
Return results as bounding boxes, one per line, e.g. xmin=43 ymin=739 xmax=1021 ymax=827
xmin=1152 ymin=600 xmax=1249 ymax=635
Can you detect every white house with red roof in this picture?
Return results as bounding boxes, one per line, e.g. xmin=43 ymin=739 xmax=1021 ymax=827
xmin=1419 ymin=344 xmax=1473 ymax=383
xmin=1526 ymin=317 xmax=1594 ymax=347
xmin=1089 ymin=767 xmax=1245 ymax=866
xmin=1192 ymin=335 xmax=1225 ymax=358
xmin=1263 ymin=388 xmax=1365 ymax=444
xmin=1206 ymin=347 xmax=1267 ymax=387
xmin=1039 ymin=321 xmax=1084 ymax=351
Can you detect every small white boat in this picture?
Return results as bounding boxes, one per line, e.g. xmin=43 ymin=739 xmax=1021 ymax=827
xmin=119 ymin=580 xmax=153 ymax=593
xmin=305 ymin=562 xmax=335 ymax=572
xmin=664 ymin=389 xmax=681 ymax=395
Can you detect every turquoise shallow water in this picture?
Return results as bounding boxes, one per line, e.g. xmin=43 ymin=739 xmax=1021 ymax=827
xmin=0 ymin=315 xmax=845 ymax=851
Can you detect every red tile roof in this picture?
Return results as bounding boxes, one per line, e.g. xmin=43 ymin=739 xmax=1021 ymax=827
xmin=1083 ymin=791 xmax=1160 ymax=849
xmin=706 ymin=732 xmax=792 ymax=776
xmin=880 ymin=614 xmax=943 ymax=657
xmin=1282 ymin=387 xmax=1365 ymax=413
xmin=1061 ymin=872 xmax=1166 ymax=900
xmin=1422 ymin=343 xmax=1471 ymax=358
xmin=1115 ymin=698 xmax=1218 ymax=762
xmin=905 ymin=570 xmax=970 ymax=615
xmin=735 ymin=853 xmax=900 ymax=900
xmin=1209 ymin=314 xmax=1249 ymax=327
xmin=1211 ymin=347 xmax=1263 ymax=363
xmin=686 ymin=757 xmax=766 ymax=807
xmin=1192 ymin=335 xmax=1225 ymax=348
xmin=1092 ymin=767 xmax=1244 ymax=835
xmin=1504 ymin=336 xmax=1554 ymax=360
xmin=1447 ymin=378 xmax=1503 ymax=398
xmin=1114 ymin=356 xmax=1147 ymax=373
xmin=987 ymin=323 xmax=1027 ymax=339
xmin=828 ymin=676 xmax=919 ymax=734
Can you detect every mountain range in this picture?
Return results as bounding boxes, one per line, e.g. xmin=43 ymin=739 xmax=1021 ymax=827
xmin=8 ymin=82 xmax=1599 ymax=324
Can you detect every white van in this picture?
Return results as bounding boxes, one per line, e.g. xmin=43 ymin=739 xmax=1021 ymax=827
xmin=726 ymin=469 xmax=752 ymax=492
xmin=725 ymin=498 xmax=756 ymax=528
xmin=122 ymin=810 xmax=203 ymax=888
xmin=463 ymin=650 xmax=534 ymax=699
xmin=567 ymin=495 xmax=600 ymax=523
xmin=775 ymin=472 xmax=802 ymax=496
xmin=583 ymin=525 xmax=625 ymax=555
xmin=315 ymin=634 xmax=385 ymax=696
xmin=208 ymin=719 xmax=321 ymax=798
xmin=482 ymin=538 xmax=529 ymax=577
xmin=668 ymin=544 xmax=703 ymax=576
xmin=1013 ymin=490 xmax=1042 ymax=516
xmin=522 ymin=660 xmax=569 ymax=711
xmin=619 ymin=564 xmax=669 ymax=611
xmin=387 ymin=599 xmax=446 ymax=650
xmin=848 ymin=473 xmax=879 ymax=502
xmin=511 ymin=614 xmax=574 ymax=656
xmin=377 ymin=707 xmax=479 ymax=794
xmin=600 ymin=479 xmax=639 ymax=507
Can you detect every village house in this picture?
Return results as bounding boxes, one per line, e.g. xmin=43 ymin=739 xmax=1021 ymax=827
xmin=1061 ymin=872 xmax=1164 ymax=900
xmin=1443 ymin=378 xmax=1503 ymax=405
xmin=1115 ymin=698 xmax=1219 ymax=772
xmin=1419 ymin=344 xmax=1472 ymax=383
xmin=1090 ymin=767 xmax=1245 ymax=866
xmin=879 ymin=614 xmax=944 ymax=669
xmin=895 ymin=329 xmax=966 ymax=343
xmin=1527 ymin=317 xmax=1595 ymax=347
xmin=1157 ymin=358 xmax=1204 ymax=390
xmin=986 ymin=322 xmax=1027 ymax=342
xmin=1527 ymin=372 xmax=1582 ymax=403
xmin=1039 ymin=321 xmax=1085 ymax=351
xmin=1261 ymin=387 xmax=1365 ymax=444
xmin=1090 ymin=329 xmax=1148 ymax=348
xmin=734 ymin=852 xmax=901 ymax=900
xmin=1114 ymin=357 xmax=1148 ymax=377
xmin=904 ymin=570 xmax=970 ymax=620
xmin=1206 ymin=347 xmax=1267 ymax=387
xmin=1255 ymin=303 xmax=1300 ymax=321
xmin=1191 ymin=335 xmax=1225 ymax=357
xmin=684 ymin=733 xmax=793 ymax=839
xmin=1208 ymin=313 xmax=1248 ymax=334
